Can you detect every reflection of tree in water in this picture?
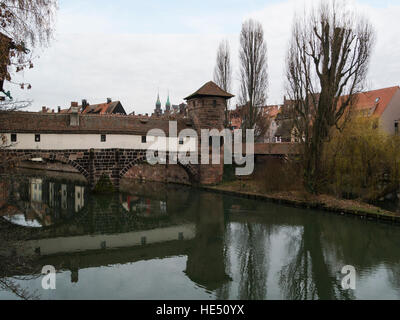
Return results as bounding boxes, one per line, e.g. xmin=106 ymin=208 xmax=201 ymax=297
xmin=214 ymin=197 xmax=272 ymax=300
xmin=0 ymin=269 xmax=40 ymax=300
xmin=0 ymin=223 xmax=41 ymax=300
xmin=215 ymin=221 xmax=234 ymax=300
xmin=279 ymin=228 xmax=317 ymax=299
xmin=236 ymin=223 xmax=270 ymax=300
xmin=279 ymin=220 xmax=354 ymax=300
xmin=388 ymin=263 xmax=400 ymax=297
xmin=218 ymin=224 xmax=271 ymax=300
xmin=319 ymin=216 xmax=400 ymax=299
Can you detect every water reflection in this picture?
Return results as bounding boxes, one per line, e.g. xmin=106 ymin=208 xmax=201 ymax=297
xmin=0 ymin=170 xmax=399 ymax=300
xmin=0 ymin=171 xmax=87 ymax=228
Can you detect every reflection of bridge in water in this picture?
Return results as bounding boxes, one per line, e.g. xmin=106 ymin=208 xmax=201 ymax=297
xmin=1 ymin=171 xmax=400 ymax=299
xmin=0 ymin=173 xmax=232 ymax=291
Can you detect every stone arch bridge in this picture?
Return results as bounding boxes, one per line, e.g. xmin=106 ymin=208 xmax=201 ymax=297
xmin=0 ymin=81 xmax=299 ymax=190
xmin=1 ymin=149 xmax=198 ymax=190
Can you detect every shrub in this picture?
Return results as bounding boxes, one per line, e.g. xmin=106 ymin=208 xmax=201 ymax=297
xmin=322 ymin=116 xmax=400 ymax=201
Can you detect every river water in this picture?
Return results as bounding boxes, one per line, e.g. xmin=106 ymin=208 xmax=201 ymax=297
xmin=0 ymin=169 xmax=399 ymax=300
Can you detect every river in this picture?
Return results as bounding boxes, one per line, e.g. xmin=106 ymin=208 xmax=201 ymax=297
xmin=0 ymin=169 xmax=399 ymax=300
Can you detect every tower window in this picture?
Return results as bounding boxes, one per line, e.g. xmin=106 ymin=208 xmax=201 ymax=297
xmin=101 ymin=134 xmax=106 ymax=142
xmin=142 ymin=136 xmax=147 ymax=143
xmin=35 ymin=134 xmax=40 ymax=142
xmin=11 ymin=134 xmax=17 ymax=142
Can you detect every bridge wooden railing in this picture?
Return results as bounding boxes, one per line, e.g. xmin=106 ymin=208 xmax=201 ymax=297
xmin=242 ymin=143 xmax=301 ymax=155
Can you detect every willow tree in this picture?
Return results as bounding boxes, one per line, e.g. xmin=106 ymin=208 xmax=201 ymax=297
xmin=239 ymin=19 xmax=269 ymax=140
xmin=0 ymin=0 xmax=58 ymax=102
xmin=213 ymin=39 xmax=232 ymax=127
xmin=285 ymin=0 xmax=375 ymax=193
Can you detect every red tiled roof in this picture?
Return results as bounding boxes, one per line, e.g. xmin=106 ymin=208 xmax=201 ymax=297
xmin=59 ymin=101 xmax=125 ymax=115
xmin=342 ymin=86 xmax=399 ymax=116
xmin=185 ymin=81 xmax=234 ymax=100
xmin=81 ymin=101 xmax=123 ymax=114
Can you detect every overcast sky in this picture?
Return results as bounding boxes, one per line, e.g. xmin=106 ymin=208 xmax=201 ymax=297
xmin=10 ymin=0 xmax=400 ymax=114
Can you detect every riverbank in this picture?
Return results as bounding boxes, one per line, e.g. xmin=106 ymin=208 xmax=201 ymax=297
xmin=201 ymin=180 xmax=400 ymax=224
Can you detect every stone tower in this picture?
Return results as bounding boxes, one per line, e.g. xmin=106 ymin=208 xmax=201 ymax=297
xmin=185 ymin=81 xmax=234 ymax=185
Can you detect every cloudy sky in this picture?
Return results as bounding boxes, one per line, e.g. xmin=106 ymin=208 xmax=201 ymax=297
xmin=11 ymin=0 xmax=400 ymax=114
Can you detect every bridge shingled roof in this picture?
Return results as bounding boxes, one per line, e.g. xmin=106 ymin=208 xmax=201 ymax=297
xmin=0 ymin=112 xmax=194 ymax=136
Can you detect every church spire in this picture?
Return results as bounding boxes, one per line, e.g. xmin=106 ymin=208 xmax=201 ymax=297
xmin=165 ymin=91 xmax=171 ymax=113
xmin=156 ymin=91 xmax=161 ymax=108
xmin=155 ymin=90 xmax=162 ymax=116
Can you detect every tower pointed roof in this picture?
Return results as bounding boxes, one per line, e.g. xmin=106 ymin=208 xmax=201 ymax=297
xmin=166 ymin=92 xmax=171 ymax=108
xmin=184 ymin=81 xmax=234 ymax=100
xmin=156 ymin=92 xmax=161 ymax=108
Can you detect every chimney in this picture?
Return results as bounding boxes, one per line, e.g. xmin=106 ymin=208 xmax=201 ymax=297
xmin=42 ymin=106 xmax=47 ymax=113
xmin=58 ymin=106 xmax=61 ymax=113
xmin=107 ymin=98 xmax=112 ymax=104
xmin=70 ymin=102 xmax=80 ymax=126
xmin=82 ymin=99 xmax=88 ymax=109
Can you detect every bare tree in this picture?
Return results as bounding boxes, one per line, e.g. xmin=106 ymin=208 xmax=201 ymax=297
xmin=285 ymin=0 xmax=375 ymax=193
xmin=213 ymin=39 xmax=232 ymax=127
xmin=239 ymin=19 xmax=268 ymax=140
xmin=0 ymin=0 xmax=58 ymax=95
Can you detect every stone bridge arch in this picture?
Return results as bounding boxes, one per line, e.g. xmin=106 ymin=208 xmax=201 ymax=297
xmin=119 ymin=155 xmax=199 ymax=184
xmin=3 ymin=151 xmax=90 ymax=182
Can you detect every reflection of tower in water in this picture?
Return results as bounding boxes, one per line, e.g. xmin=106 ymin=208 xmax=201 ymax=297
xmin=185 ymin=193 xmax=231 ymax=291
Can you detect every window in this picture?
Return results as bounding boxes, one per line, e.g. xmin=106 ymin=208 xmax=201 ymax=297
xmin=142 ymin=136 xmax=147 ymax=143
xmin=395 ymin=122 xmax=399 ymax=135
xmin=11 ymin=134 xmax=17 ymax=142
xmin=35 ymin=134 xmax=40 ymax=142
xmin=101 ymin=134 xmax=106 ymax=142
xmin=213 ymin=100 xmax=217 ymax=107
xmin=179 ymin=137 xmax=184 ymax=145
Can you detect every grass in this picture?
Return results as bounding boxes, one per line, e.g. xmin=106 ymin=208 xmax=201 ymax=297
xmin=206 ymin=179 xmax=400 ymax=222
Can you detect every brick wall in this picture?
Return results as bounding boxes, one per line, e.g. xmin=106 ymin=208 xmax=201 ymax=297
xmin=123 ymin=163 xmax=190 ymax=185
